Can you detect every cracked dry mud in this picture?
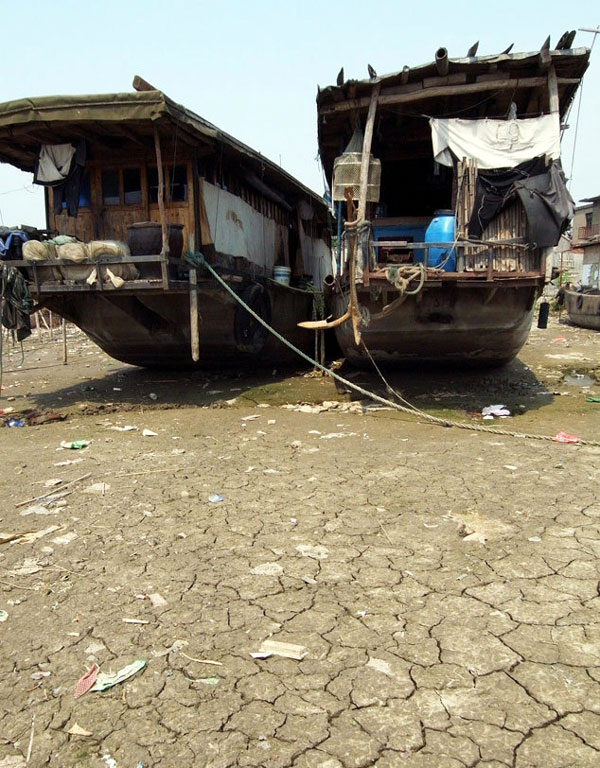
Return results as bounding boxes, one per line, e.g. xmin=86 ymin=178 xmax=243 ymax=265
xmin=0 ymin=319 xmax=599 ymax=767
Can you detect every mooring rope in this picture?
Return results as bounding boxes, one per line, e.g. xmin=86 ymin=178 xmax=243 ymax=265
xmin=185 ymin=252 xmax=600 ymax=447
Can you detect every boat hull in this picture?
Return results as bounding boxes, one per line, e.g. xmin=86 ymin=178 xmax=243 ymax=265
xmin=333 ymin=283 xmax=539 ymax=366
xmin=564 ymin=289 xmax=600 ymax=331
xmin=42 ymin=281 xmax=316 ymax=368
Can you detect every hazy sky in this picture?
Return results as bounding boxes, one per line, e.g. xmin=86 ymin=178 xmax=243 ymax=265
xmin=0 ymin=0 xmax=598 ymax=227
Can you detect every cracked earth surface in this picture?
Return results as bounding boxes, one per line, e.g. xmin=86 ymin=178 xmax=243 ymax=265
xmin=0 ymin=319 xmax=599 ymax=767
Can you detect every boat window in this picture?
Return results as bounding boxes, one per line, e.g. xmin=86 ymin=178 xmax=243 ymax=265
xmin=170 ymin=165 xmax=188 ymax=202
xmin=102 ymin=169 xmax=120 ymax=206
xmin=52 ymin=169 xmax=91 ymax=212
xmin=79 ymin=170 xmax=91 ymax=208
xmin=123 ymin=168 xmax=142 ymax=205
xmin=147 ymin=167 xmax=165 ymax=204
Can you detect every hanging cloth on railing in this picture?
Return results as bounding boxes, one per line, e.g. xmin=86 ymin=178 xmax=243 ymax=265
xmin=430 ymin=114 xmax=561 ymax=170
xmin=1 ymin=263 xmax=33 ymax=341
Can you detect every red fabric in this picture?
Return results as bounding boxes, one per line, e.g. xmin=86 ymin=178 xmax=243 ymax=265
xmin=74 ymin=663 xmax=99 ymax=699
xmin=554 ymin=431 xmax=579 ymax=444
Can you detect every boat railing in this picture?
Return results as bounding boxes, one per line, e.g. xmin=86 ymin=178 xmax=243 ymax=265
xmin=367 ymin=238 xmax=542 ymax=280
xmin=9 ymin=252 xmax=182 ymax=294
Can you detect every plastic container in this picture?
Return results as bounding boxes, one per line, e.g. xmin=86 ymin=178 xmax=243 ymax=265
xmin=273 ymin=265 xmax=291 ymax=286
xmin=423 ymin=209 xmax=456 ymax=271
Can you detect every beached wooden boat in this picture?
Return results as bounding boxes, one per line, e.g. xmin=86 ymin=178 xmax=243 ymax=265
xmin=564 ymin=233 xmax=600 ymax=330
xmin=564 ymin=289 xmax=600 ymax=330
xmin=0 ymin=77 xmax=331 ymax=367
xmin=311 ymin=38 xmax=590 ymax=365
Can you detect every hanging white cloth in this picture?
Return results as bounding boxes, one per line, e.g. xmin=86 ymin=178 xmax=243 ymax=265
xmin=429 ymin=114 xmax=561 ymax=169
xmin=35 ymin=143 xmax=76 ymax=184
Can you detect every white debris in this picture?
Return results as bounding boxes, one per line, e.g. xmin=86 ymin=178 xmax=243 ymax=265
xmin=82 ymin=483 xmax=110 ymax=495
xmin=367 ymin=657 xmax=394 ymax=677
xmin=250 ymin=562 xmax=284 ymax=576
xmin=296 ymin=544 xmax=329 ymax=560
xmin=20 ymin=503 xmax=57 ymax=517
xmin=251 ymin=639 xmax=307 ymax=660
xmin=148 ymin=593 xmax=168 ymax=608
xmin=462 ymin=532 xmax=487 ymax=544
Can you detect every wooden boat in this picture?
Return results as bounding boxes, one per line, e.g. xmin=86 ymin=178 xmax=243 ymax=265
xmin=564 ymin=289 xmax=600 ymax=330
xmin=311 ymin=39 xmax=590 ymax=365
xmin=564 ymin=234 xmax=600 ymax=330
xmin=0 ymin=77 xmax=331 ymax=367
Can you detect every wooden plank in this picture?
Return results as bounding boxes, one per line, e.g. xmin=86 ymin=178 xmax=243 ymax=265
xmin=357 ymin=83 xmax=381 ymax=221
xmin=189 ymin=268 xmax=200 ymax=362
xmin=153 ymin=127 xmax=169 ymax=257
xmin=295 ymin=207 xmax=305 ymax=276
xmin=422 ymin=73 xmax=467 ymax=89
xmin=153 ymin=127 xmax=170 ymax=290
xmin=548 ymin=65 xmax=559 ymax=113
xmin=319 ymin=76 xmax=580 ymax=115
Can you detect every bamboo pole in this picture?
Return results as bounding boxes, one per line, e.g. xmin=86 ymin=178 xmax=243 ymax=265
xmin=62 ymin=318 xmax=68 ymax=365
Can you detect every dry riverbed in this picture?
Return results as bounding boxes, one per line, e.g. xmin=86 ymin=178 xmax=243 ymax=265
xmin=0 ymin=315 xmax=599 ymax=767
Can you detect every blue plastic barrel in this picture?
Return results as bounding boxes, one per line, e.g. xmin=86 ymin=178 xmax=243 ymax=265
xmin=424 ymin=209 xmax=456 ymax=271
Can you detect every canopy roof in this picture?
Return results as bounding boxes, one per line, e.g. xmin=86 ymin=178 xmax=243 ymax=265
xmin=317 ymin=46 xmax=591 ymax=177
xmin=0 ymin=86 xmax=325 ymax=211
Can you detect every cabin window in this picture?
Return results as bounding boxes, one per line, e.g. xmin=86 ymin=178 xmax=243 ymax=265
xmin=79 ymin=170 xmax=91 ymax=208
xmin=169 ymin=165 xmax=188 ymax=202
xmin=52 ymin=169 xmax=91 ymax=211
xmin=147 ymin=167 xmax=166 ymax=204
xmin=586 ymin=212 xmax=593 ymax=228
xmin=102 ymin=169 xmax=120 ymax=206
xmin=123 ymin=168 xmax=142 ymax=204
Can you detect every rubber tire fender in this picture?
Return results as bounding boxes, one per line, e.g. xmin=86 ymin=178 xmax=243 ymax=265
xmin=576 ymin=294 xmax=584 ymax=311
xmin=233 ymin=283 xmax=271 ymax=354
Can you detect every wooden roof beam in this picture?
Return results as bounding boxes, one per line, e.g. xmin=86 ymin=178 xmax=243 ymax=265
xmin=320 ymin=76 xmax=581 ymax=115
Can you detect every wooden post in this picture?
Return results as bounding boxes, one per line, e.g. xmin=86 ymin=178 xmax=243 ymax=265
xmin=62 ymin=318 xmax=68 ymax=364
xmin=357 ymin=82 xmax=381 ymax=222
xmin=36 ymin=312 xmax=42 ymax=341
xmin=49 ymin=311 xmax=54 ymax=340
xmin=548 ymin=65 xmax=559 ymax=114
xmin=295 ymin=207 xmax=305 ymax=277
xmin=153 ymin=126 xmax=170 ymax=290
xmin=189 ymin=268 xmax=200 ymax=362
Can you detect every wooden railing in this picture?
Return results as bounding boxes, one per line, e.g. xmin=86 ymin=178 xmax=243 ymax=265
xmin=577 ymin=225 xmax=599 ymax=241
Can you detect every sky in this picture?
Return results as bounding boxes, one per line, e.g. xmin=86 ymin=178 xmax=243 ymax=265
xmin=0 ymin=0 xmax=598 ymax=228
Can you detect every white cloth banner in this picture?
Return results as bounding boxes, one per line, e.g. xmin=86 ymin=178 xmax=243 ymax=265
xmin=429 ymin=114 xmax=561 ymax=169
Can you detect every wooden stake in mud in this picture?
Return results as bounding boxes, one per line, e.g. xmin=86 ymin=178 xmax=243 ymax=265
xmin=153 ymin=126 xmax=170 ymax=290
xmin=62 ymin=318 xmax=68 ymax=365
xmin=48 ymin=311 xmax=54 ymax=341
xmin=189 ymin=268 xmax=200 ymax=362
